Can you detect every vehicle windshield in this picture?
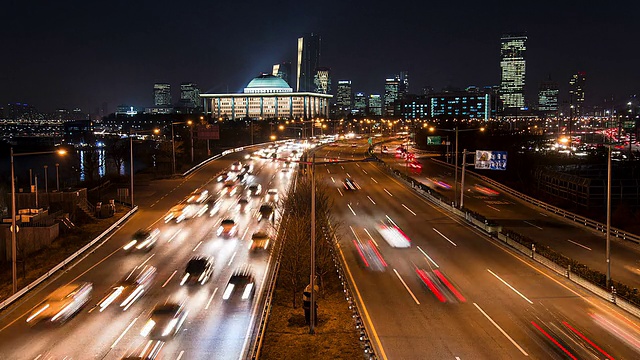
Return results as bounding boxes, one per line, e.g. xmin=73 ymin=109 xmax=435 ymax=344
xmin=186 ymin=259 xmax=207 ymax=273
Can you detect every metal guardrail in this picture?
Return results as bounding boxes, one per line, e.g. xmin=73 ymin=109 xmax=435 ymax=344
xmin=0 ymin=206 xmax=138 ymax=311
xmin=429 ymin=158 xmax=640 ymax=244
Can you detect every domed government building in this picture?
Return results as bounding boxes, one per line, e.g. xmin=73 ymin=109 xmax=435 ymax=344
xmin=201 ymin=74 xmax=331 ymax=120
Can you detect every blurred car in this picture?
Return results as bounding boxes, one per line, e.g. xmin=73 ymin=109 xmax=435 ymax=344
xmin=120 ymin=340 xmax=164 ymax=360
xmin=222 ymin=266 xmax=256 ymax=301
xmin=230 ymin=161 xmax=242 ymax=172
xmin=186 ymin=188 xmax=210 ymax=204
xmin=217 ymin=219 xmax=238 ymax=238
xmin=209 ymin=199 xmax=222 ymax=217
xmin=249 ymin=231 xmax=270 ymax=251
xmin=247 ymin=183 xmax=262 ymax=196
xmin=140 ymin=302 xmax=188 ymax=340
xmin=473 ymin=184 xmax=500 ymax=196
xmin=353 ymin=239 xmax=387 ymax=272
xmin=27 ymin=282 xmax=93 ymax=324
xmin=377 ymin=224 xmax=411 ymax=248
xmin=123 ymin=229 xmax=161 ymax=252
xmin=164 ymin=204 xmax=193 ymax=223
xmin=258 ymin=204 xmax=274 ymax=223
xmin=343 ymin=178 xmax=360 ymax=191
xmin=427 ymin=178 xmax=452 ymax=190
xmin=242 ymin=163 xmax=254 ymax=174
xmin=180 ymin=256 xmax=214 ymax=286
xmin=265 ymin=188 xmax=279 ymax=203
xmin=236 ymin=197 xmax=252 ymax=213
xmin=279 ymin=168 xmax=291 ymax=178
xmin=408 ymin=160 xmax=423 ymax=170
xmin=221 ymin=180 xmax=238 ymax=196
xmin=97 ymin=266 xmax=157 ymax=312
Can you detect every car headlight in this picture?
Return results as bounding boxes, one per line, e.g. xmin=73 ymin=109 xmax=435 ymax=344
xmin=222 ymin=284 xmax=235 ymax=300
xmin=242 ymin=283 xmax=254 ymax=299
xmin=123 ymin=240 xmax=137 ymax=251
xmin=180 ymin=273 xmax=190 ymax=286
xmin=100 ymin=286 xmax=124 ymax=311
xmin=162 ymin=318 xmax=178 ymax=336
xmin=26 ymin=304 xmax=50 ymax=323
xmin=140 ymin=319 xmax=156 ymax=336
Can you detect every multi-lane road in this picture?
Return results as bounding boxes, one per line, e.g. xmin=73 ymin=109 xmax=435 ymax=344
xmin=0 ymin=143 xmax=301 ymax=360
xmin=379 ymin=142 xmax=640 ymax=290
xmin=317 ymin=141 xmax=640 ymax=359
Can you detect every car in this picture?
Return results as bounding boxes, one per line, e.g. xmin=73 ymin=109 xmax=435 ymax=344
xmin=353 ymin=239 xmax=387 ymax=272
xmin=279 ymin=168 xmax=291 ymax=178
xmin=120 ymin=340 xmax=164 ymax=360
xmin=27 ymin=282 xmax=93 ymax=324
xmin=97 ymin=266 xmax=157 ymax=312
xmin=140 ymin=302 xmax=188 ymax=340
xmin=236 ymin=197 xmax=252 ymax=213
xmin=236 ymin=173 xmax=246 ymax=183
xmin=164 ymin=204 xmax=193 ymax=223
xmin=265 ymin=188 xmax=279 ymax=203
xmin=209 ymin=199 xmax=222 ymax=217
xmin=343 ymin=178 xmax=360 ymax=191
xmin=351 ymin=143 xmax=357 ymax=147
xmin=249 ymin=232 xmax=270 ymax=251
xmin=221 ymin=181 xmax=238 ymax=196
xmin=247 ymin=183 xmax=262 ymax=196
xmin=242 ymin=163 xmax=254 ymax=174
xmin=408 ymin=160 xmax=423 ymax=170
xmin=180 ymin=256 xmax=214 ymax=286
xmin=377 ymin=224 xmax=411 ymax=248
xmin=230 ymin=161 xmax=242 ymax=172
xmin=217 ymin=219 xmax=237 ymax=238
xmin=222 ymin=266 xmax=256 ymax=301
xmin=257 ymin=204 xmax=274 ymax=223
xmin=123 ymin=228 xmax=161 ymax=252
xmin=186 ymin=188 xmax=210 ymax=204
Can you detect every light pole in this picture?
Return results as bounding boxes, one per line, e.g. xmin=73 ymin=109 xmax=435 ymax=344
xmin=130 ymin=129 xmax=160 ymax=207
xmin=170 ymin=121 xmax=192 ymax=174
xmin=55 ymin=163 xmax=60 ymax=191
xmin=44 ymin=165 xmax=49 ymax=193
xmin=310 ymin=153 xmax=316 ymax=334
xmin=606 ymin=145 xmax=612 ymax=287
xmin=10 ymin=148 xmax=66 ymax=294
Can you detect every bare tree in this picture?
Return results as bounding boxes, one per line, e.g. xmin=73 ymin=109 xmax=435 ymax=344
xmin=104 ymin=137 xmax=128 ymax=175
xmin=279 ymin=215 xmax=310 ymax=308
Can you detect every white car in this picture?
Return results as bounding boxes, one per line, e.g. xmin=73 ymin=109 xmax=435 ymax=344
xmin=265 ymin=189 xmax=279 ymax=203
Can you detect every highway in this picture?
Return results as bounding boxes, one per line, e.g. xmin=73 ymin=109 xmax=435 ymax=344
xmin=0 ymin=143 xmax=301 ymax=360
xmin=378 ymin=141 xmax=640 ymax=290
xmin=317 ymin=141 xmax=640 ymax=359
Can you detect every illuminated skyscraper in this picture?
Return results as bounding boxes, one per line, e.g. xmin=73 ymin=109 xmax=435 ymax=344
xmin=499 ymin=34 xmax=527 ymax=110
xmin=569 ymin=72 xmax=586 ymax=116
xmin=384 ymin=78 xmax=400 ymax=116
xmin=154 ymin=83 xmax=172 ymax=106
xmin=272 ymin=62 xmax=292 ymax=86
xmin=398 ymin=71 xmax=409 ymax=100
xmin=336 ymin=80 xmax=352 ymax=115
xmin=180 ymin=82 xmax=200 ymax=108
xmin=538 ymin=80 xmax=559 ymax=116
xmin=353 ymin=92 xmax=367 ymax=115
xmin=296 ymin=33 xmax=321 ymax=92
xmin=314 ymin=67 xmax=331 ymax=94
xmin=368 ymin=94 xmax=382 ymax=116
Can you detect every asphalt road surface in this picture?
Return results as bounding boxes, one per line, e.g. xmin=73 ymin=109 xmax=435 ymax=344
xmin=316 ymin=141 xmax=640 ymax=359
xmin=0 ymin=142 xmax=302 ymax=360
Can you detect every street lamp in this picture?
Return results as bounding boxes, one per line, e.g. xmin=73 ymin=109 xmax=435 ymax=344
xmin=430 ymin=126 xmax=485 ymax=208
xmin=169 ymin=121 xmax=193 ymax=174
xmin=130 ymin=129 xmax=160 ymax=207
xmin=55 ymin=163 xmax=60 ymax=191
xmin=10 ymin=147 xmax=66 ymax=294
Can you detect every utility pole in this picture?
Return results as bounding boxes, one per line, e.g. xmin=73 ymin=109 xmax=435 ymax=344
xmin=310 ymin=153 xmax=316 ymax=334
xmin=454 ymin=126 xmax=459 ymax=207
xmin=460 ymin=149 xmax=467 ymax=208
xmin=606 ymin=145 xmax=612 ymax=286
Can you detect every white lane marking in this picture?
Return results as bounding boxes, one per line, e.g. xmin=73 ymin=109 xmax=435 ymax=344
xmin=176 ymin=350 xmax=185 ymax=360
xmin=228 ymin=251 xmax=237 ymax=266
xmin=168 ymin=228 xmax=182 ymax=242
xmin=367 ymin=196 xmax=376 ymax=204
xmin=417 ymin=246 xmax=439 ymax=268
xmin=433 ymin=228 xmax=457 ymax=246
xmin=363 ymin=228 xmax=379 ymax=247
xmin=341 ymin=166 xmax=344 ymax=169
xmin=567 ymin=239 xmax=592 ymax=251
xmin=524 ymin=221 xmax=543 ymax=230
xmin=487 ymin=205 xmax=501 ymax=212
xmin=455 ymin=357 xmax=461 ymax=360
xmin=385 ymin=215 xmax=398 ymax=227
xmin=362 ymin=169 xmax=368 ymax=174
xmin=486 ymin=269 xmax=533 ymax=304
xmin=241 ymin=227 xmax=250 ymax=241
xmin=192 ymin=240 xmax=203 ymax=252
xmin=111 ymin=317 xmax=138 ymax=348
xmin=383 ymin=188 xmax=393 ymax=196
xmin=473 ymin=303 xmax=528 ymax=356
xmin=337 ymin=188 xmax=343 ymax=197
xmin=371 ymin=177 xmax=378 ymax=184
xmin=327 ymin=168 xmax=330 ymax=173
xmin=139 ymin=254 xmax=155 ymax=268
xmin=350 ymin=226 xmax=361 ymax=241
xmin=205 ymin=288 xmax=219 ymax=310
xmin=401 ymin=204 xmax=417 ymax=216
xmin=356 ymin=163 xmax=360 ymax=167
xmin=539 ymin=212 xmax=548 ymax=217
xmin=393 ymin=269 xmax=420 ymax=305
xmin=34 ymin=356 xmax=42 ymax=360
xmin=346 ymin=172 xmax=351 ymax=177
xmin=347 ymin=204 xmax=357 ymax=216
xmin=331 ymin=177 xmax=335 ymax=183
xmin=162 ymin=270 xmax=177 ymax=288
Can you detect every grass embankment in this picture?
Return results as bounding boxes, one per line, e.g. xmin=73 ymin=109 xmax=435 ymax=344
xmin=260 ymin=175 xmax=362 ymax=359
xmin=0 ymin=206 xmax=127 ymax=302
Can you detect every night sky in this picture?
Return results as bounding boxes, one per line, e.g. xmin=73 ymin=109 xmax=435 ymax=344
xmin=2 ymin=0 xmax=638 ymax=113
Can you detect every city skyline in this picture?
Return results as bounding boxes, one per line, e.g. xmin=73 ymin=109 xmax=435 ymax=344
xmin=1 ymin=1 xmax=637 ymax=113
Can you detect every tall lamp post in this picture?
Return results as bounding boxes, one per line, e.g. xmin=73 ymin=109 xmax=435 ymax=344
xmin=10 ymin=148 xmax=66 ymax=294
xmin=606 ymin=145 xmax=612 ymax=287
xmin=130 ymin=129 xmax=160 ymax=207
xmin=55 ymin=163 xmax=60 ymax=191
xmin=170 ymin=120 xmax=193 ymax=174
xmin=430 ymin=126 xmax=485 ymax=208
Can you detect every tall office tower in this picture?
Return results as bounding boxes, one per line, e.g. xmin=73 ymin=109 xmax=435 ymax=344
xmin=384 ymin=78 xmax=400 ymax=116
xmin=353 ymin=92 xmax=367 ymax=115
xmin=569 ymin=71 xmax=586 ymax=116
xmin=538 ymin=80 xmax=559 ymax=115
xmin=180 ymin=82 xmax=200 ymax=108
xmin=336 ymin=80 xmax=352 ymax=115
xmin=314 ymin=67 xmax=331 ymax=94
xmin=398 ymin=71 xmax=409 ymax=99
xmin=296 ymin=33 xmax=321 ymax=92
xmin=154 ymin=83 xmax=172 ymax=106
xmin=272 ymin=62 xmax=292 ymax=86
xmin=368 ymin=94 xmax=382 ymax=116
xmin=499 ymin=33 xmax=527 ymax=110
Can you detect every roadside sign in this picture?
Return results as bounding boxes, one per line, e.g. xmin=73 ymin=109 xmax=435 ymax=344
xmin=427 ymin=136 xmax=441 ymax=145
xmin=475 ymin=150 xmax=507 ymax=170
xmin=196 ymin=125 xmax=220 ymax=140
xmin=368 ymin=137 xmax=373 ymax=145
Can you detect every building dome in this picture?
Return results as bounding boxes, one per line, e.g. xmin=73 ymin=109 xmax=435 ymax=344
xmin=244 ymin=74 xmax=293 ymax=94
